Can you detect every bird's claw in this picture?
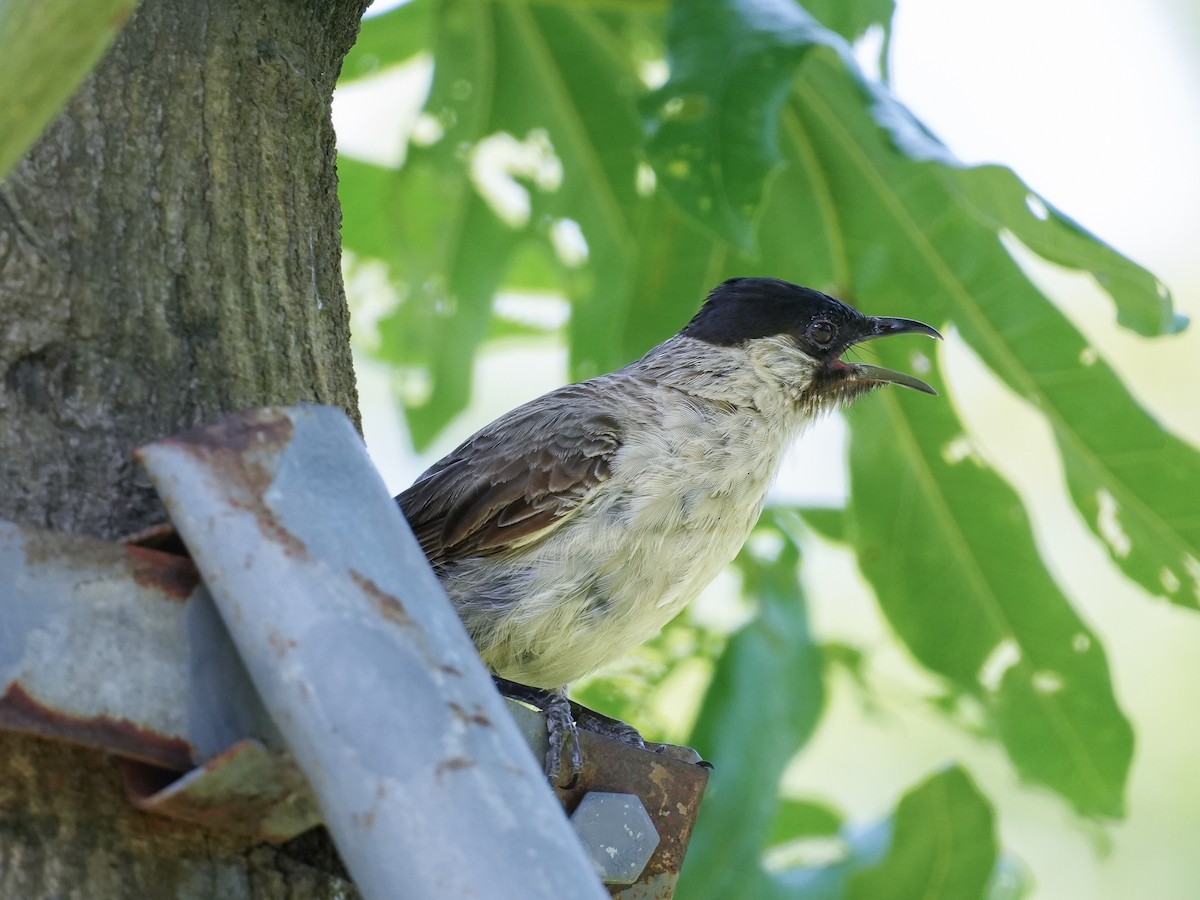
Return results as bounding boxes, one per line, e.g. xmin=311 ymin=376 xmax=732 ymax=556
xmin=572 ymin=704 xmax=646 ymax=749
xmin=543 ymin=693 xmax=583 ymax=789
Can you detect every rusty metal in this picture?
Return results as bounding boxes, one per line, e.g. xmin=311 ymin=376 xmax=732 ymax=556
xmin=0 ymin=521 xmax=198 ymax=770
xmin=504 ymin=700 xmax=710 ymax=899
xmin=137 ymin=405 xmax=609 ymax=900
xmin=0 ymin=519 xmax=326 ymax=842
xmin=569 ymin=730 xmax=709 ymax=899
xmin=122 ymin=739 xmax=322 ymax=842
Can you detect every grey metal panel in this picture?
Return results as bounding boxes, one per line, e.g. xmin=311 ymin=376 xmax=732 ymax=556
xmin=137 ymin=405 xmax=608 ymax=900
xmin=0 ymin=522 xmax=197 ymax=770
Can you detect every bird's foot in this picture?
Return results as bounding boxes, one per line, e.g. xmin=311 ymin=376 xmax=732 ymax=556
xmin=493 ymin=677 xmax=582 ymax=788
xmin=571 ymin=703 xmax=709 ymax=765
xmin=493 ymin=678 xmax=710 ymax=785
xmin=571 ymin=703 xmax=646 ymax=748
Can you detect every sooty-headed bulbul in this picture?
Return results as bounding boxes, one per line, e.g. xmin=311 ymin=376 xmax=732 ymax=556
xmin=396 ymin=277 xmax=941 ymax=782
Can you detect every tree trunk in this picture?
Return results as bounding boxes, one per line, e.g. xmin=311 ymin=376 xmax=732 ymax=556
xmin=0 ymin=0 xmax=366 ymax=894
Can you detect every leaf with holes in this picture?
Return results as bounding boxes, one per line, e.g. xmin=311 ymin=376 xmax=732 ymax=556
xmin=846 ymin=386 xmax=1133 ymax=816
xmin=340 ymin=0 xmax=650 ymax=444
xmin=778 ymin=47 xmax=1200 ymax=609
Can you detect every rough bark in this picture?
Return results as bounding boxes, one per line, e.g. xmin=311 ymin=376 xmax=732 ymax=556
xmin=0 ymin=0 xmax=363 ymax=539
xmin=0 ymin=0 xmax=367 ymax=895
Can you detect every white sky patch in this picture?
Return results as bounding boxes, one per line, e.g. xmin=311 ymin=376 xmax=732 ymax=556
xmin=1185 ymin=555 xmax=1200 ymax=604
xmin=331 ymin=57 xmax=432 ymax=168
xmin=770 ymin=412 xmax=848 ymax=506
xmin=398 ymin=366 xmax=432 ymax=407
xmin=469 ymin=130 xmax=564 ymax=228
xmin=636 ymin=161 xmax=657 ymax=197
xmin=909 ymin=349 xmax=932 ymax=375
xmin=1032 ymin=670 xmax=1065 ymax=695
xmin=1025 ymin=193 xmax=1050 ymax=221
xmin=550 ymin=218 xmax=589 ymax=268
xmin=1159 ymin=566 xmax=1181 ymax=595
xmin=746 ymin=529 xmax=786 ymax=565
xmin=852 ymin=25 xmax=886 ymax=83
xmin=891 ymin=0 xmax=1200 ymax=268
xmin=1072 ymin=632 xmax=1091 ymax=653
xmin=941 ymin=434 xmax=975 ymax=466
xmin=979 ymin=638 xmax=1021 ymax=692
xmin=364 ymin=0 xmax=413 ymax=16
xmin=411 ymin=112 xmax=444 ymax=147
xmin=1095 ymin=488 xmax=1132 ymax=559
xmin=639 ymin=58 xmax=669 ymax=89
xmin=493 ymin=292 xmax=570 ymax=331
xmin=342 ymin=254 xmax=400 ymax=351
xmin=1079 ymin=346 xmax=1098 ymax=367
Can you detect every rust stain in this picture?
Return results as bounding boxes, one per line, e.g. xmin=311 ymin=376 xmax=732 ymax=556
xmin=126 ymin=544 xmax=201 ymax=601
xmin=20 ymin=525 xmax=126 ymax=571
xmin=228 ymin=497 xmax=311 ymax=560
xmin=351 ymin=807 xmax=379 ymax=830
xmin=169 ymin=408 xmax=295 ymax=456
xmin=16 ymin=522 xmax=199 ymax=602
xmin=138 ymin=409 xmax=313 ymax=559
xmin=435 ymin=756 xmax=476 ymax=780
xmin=267 ymin=628 xmax=298 ymax=658
xmin=121 ymin=522 xmax=190 ymax=556
xmin=0 ymin=682 xmax=194 ymax=772
xmin=349 ymin=568 xmax=412 ymax=627
xmin=446 ymin=701 xmax=492 ymax=729
xmin=258 ymin=514 xmax=311 ymax=560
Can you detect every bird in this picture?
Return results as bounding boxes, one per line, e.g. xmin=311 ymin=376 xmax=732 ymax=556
xmin=395 ymin=277 xmax=940 ymax=782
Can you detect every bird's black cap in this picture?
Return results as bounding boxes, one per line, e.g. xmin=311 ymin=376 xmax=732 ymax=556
xmin=681 ymin=277 xmax=860 ymax=347
xmin=682 ymin=277 xmax=942 ymax=395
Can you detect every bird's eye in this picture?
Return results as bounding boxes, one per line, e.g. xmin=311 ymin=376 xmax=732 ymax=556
xmin=809 ymin=320 xmax=835 ymax=346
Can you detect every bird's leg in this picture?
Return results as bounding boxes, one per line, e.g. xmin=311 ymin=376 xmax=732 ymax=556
xmin=492 ymin=677 xmax=582 ymax=788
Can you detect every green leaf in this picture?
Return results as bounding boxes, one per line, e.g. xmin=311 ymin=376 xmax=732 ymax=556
xmin=341 ymin=0 xmax=648 ymax=444
xmin=847 ymin=767 xmax=998 ymax=900
xmin=767 ymin=797 xmax=843 ymax=845
xmin=948 ymin=165 xmax=1181 ymax=337
xmin=338 ymin=156 xmax=407 ymax=262
xmin=622 ymin=191 xmax=731 ymax=355
xmin=0 ymin=0 xmax=140 ymax=178
xmin=644 ymin=0 xmax=834 ymax=252
xmin=773 ymin=768 xmax=999 ymax=900
xmin=342 ymin=0 xmax=435 ymax=82
xmin=677 ymin=520 xmax=825 ymax=900
xmin=796 ymin=506 xmax=848 ymax=543
xmin=780 ymin=47 xmax=1200 ymax=609
xmin=846 ymin=386 xmax=1133 ymax=816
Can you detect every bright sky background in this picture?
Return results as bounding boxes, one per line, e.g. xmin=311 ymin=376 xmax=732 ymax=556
xmin=335 ymin=2 xmax=1200 ymax=896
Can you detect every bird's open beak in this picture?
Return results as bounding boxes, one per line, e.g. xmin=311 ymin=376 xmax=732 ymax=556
xmin=841 ymin=316 xmax=943 ymax=396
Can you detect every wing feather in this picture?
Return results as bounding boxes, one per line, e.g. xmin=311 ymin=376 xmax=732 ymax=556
xmin=395 ymin=383 xmax=623 ymax=566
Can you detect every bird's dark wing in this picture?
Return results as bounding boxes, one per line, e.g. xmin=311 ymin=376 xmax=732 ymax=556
xmin=395 ymin=383 xmax=623 ymax=566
